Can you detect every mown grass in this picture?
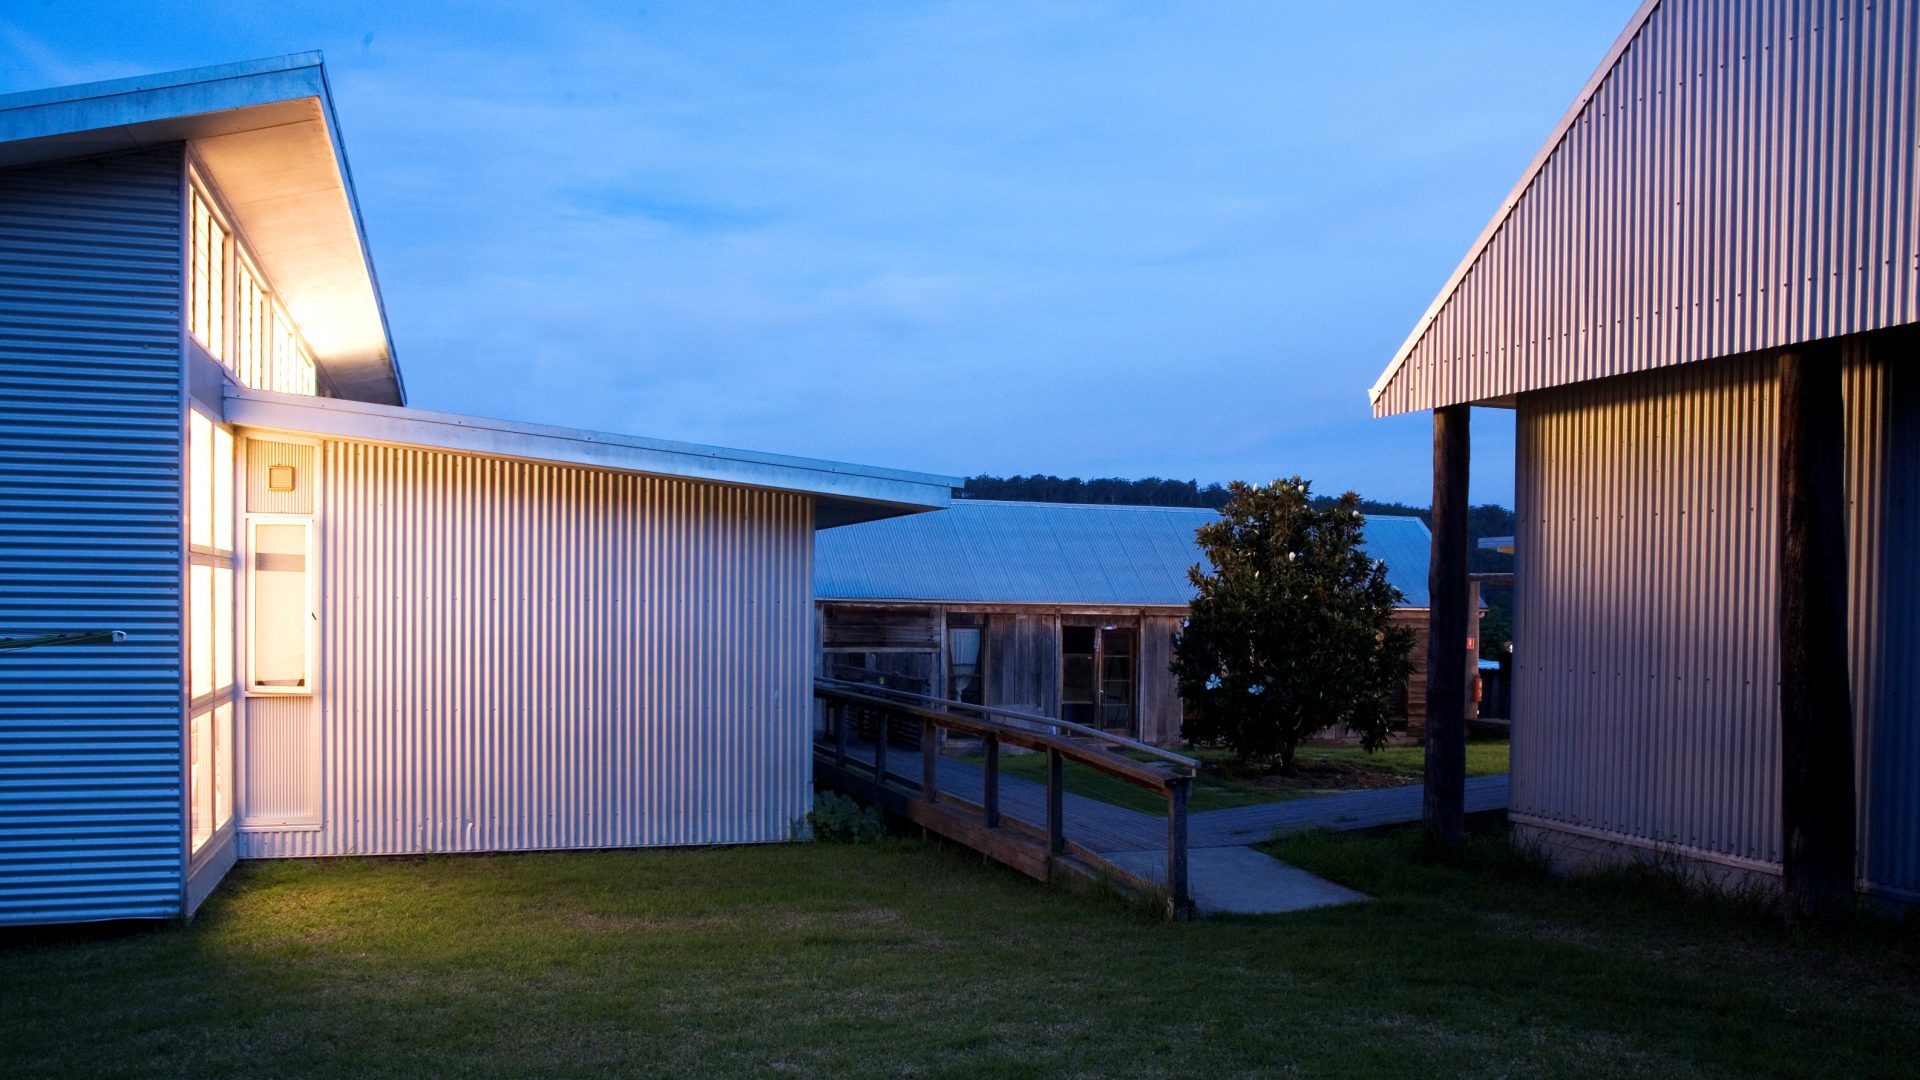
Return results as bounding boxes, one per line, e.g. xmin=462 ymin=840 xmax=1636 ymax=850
xmin=2 ymin=829 xmax=1912 ymax=1078
xmin=965 ymin=740 xmax=1511 ymax=816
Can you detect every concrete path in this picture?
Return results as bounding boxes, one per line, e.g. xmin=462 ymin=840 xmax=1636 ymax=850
xmin=1104 ymin=845 xmax=1369 ymax=916
xmin=1186 ymin=774 xmax=1512 ymax=849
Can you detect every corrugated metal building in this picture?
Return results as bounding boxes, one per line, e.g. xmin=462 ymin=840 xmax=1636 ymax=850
xmin=0 ymin=56 xmax=954 ymax=926
xmin=1371 ymin=0 xmax=1919 ymax=903
xmin=814 ymin=501 xmax=1438 ymax=744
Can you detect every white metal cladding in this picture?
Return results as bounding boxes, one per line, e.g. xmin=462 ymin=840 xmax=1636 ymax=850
xmin=237 ymin=440 xmax=815 ymax=858
xmin=1374 ymin=0 xmax=1920 ymax=416
xmin=0 ymin=146 xmax=186 ymax=924
xmin=1512 ymin=341 xmax=1918 ymax=896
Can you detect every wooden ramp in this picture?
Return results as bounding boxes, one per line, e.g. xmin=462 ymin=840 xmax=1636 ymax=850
xmin=813 ymin=681 xmax=1199 ymax=917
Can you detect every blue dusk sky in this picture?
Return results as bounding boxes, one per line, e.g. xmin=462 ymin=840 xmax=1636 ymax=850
xmin=2 ymin=2 xmax=1640 ymax=506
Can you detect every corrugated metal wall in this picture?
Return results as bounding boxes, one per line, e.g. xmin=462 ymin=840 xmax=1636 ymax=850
xmin=1376 ymin=0 xmax=1920 ymax=416
xmin=238 ymin=440 xmax=815 ymax=858
xmin=0 ymin=147 xmax=186 ymax=924
xmin=1513 ymin=339 xmax=1918 ymax=897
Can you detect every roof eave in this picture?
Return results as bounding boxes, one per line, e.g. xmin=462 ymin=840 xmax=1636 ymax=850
xmin=222 ymin=387 xmax=957 ymax=527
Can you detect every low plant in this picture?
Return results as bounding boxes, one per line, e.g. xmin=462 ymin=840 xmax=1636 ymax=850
xmin=804 ymin=791 xmax=887 ymax=842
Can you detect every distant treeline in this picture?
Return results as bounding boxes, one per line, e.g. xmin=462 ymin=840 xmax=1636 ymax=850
xmin=957 ymin=473 xmax=1513 ymax=539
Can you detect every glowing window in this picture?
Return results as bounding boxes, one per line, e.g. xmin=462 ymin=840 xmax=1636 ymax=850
xmin=250 ymin=521 xmax=311 ymax=692
xmin=185 ymin=406 xmax=238 ymax=858
xmin=188 ymin=188 xmax=228 ymax=362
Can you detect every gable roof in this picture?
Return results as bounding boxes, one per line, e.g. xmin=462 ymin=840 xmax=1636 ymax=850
xmin=815 ymin=500 xmax=1432 ymax=607
xmin=0 ymin=54 xmax=406 ymax=404
xmin=1370 ymin=0 xmax=1920 ymax=417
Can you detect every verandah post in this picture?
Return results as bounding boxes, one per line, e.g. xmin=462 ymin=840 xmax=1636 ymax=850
xmin=1777 ymin=342 xmax=1856 ymax=919
xmin=1424 ymin=403 xmax=1470 ymax=849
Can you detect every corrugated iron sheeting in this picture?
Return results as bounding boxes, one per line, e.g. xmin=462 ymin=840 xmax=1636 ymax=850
xmin=1514 ymin=341 xmax=1917 ymax=896
xmin=815 ymin=501 xmax=1433 ymax=607
xmin=0 ymin=147 xmax=186 ymax=924
xmin=1377 ymin=0 xmax=1920 ymax=416
xmin=239 ymin=441 xmax=814 ymax=858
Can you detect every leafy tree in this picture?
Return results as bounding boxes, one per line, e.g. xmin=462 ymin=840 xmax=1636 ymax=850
xmin=1171 ymin=479 xmax=1415 ymax=769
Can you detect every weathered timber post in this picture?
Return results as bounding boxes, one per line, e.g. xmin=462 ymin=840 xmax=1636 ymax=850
xmin=1425 ymin=403 xmax=1471 ymax=849
xmin=1046 ymin=748 xmax=1065 ymax=855
xmin=872 ymin=708 xmax=888 ymax=798
xmin=1778 ymin=343 xmax=1856 ymax=919
xmin=1166 ymin=776 xmax=1191 ymax=918
xmin=921 ymin=718 xmax=938 ymax=802
xmin=983 ymin=733 xmax=1001 ymax=827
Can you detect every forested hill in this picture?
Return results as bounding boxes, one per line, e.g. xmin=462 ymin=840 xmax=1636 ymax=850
xmin=956 ymin=474 xmax=1514 ymax=544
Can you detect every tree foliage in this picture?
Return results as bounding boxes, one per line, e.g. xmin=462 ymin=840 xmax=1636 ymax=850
xmin=1171 ymin=479 xmax=1415 ymax=769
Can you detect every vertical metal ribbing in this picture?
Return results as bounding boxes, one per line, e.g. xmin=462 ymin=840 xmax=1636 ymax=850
xmin=237 ymin=440 xmax=813 ymax=859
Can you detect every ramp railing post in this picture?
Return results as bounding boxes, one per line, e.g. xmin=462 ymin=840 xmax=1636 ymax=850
xmin=1167 ymin=776 xmax=1191 ymax=917
xmin=921 ymin=718 xmax=937 ymax=802
xmin=983 ymin=733 xmax=1000 ymax=828
xmin=1046 ymin=748 xmax=1065 ymax=855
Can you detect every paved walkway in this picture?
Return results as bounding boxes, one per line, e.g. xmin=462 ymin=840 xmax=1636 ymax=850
xmin=847 ymin=741 xmax=1510 ymax=916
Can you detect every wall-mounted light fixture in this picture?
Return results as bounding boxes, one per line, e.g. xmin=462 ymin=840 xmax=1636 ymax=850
xmin=267 ymin=464 xmax=296 ymax=492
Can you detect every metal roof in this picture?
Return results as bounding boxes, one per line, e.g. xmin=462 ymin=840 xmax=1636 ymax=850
xmin=0 ymin=54 xmax=407 ymax=405
xmin=1369 ymin=0 xmax=1920 ymax=416
xmin=816 ymin=500 xmax=1432 ymax=607
xmin=225 ymin=387 xmax=958 ymax=528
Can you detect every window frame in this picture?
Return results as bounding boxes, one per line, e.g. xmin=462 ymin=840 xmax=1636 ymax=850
xmin=244 ymin=514 xmax=318 ymax=698
xmin=184 ymin=161 xmax=323 ymax=396
xmin=185 ymin=407 xmax=239 ymax=863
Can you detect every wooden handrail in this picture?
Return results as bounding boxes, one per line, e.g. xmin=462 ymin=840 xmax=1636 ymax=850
xmin=815 ymin=682 xmax=1187 ymax=791
xmin=814 ymin=677 xmax=1200 ymax=771
xmin=813 ymin=679 xmax=1194 ymax=918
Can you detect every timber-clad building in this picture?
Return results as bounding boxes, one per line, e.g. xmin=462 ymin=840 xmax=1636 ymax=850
xmin=814 ymin=500 xmax=1441 ymax=745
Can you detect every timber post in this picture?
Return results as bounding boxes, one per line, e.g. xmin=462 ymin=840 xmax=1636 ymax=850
xmin=1166 ymin=775 xmax=1190 ymax=917
xmin=1778 ymin=343 xmax=1856 ymax=919
xmin=1046 ymin=748 xmax=1065 ymax=855
xmin=1424 ymin=403 xmax=1471 ymax=849
xmin=921 ymin=718 xmax=937 ymax=802
xmin=983 ymin=733 xmax=1000 ymax=828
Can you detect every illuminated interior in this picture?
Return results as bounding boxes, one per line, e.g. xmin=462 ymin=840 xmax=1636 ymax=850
xmin=186 ymin=409 xmax=237 ymax=856
xmin=188 ymin=174 xmax=318 ymax=397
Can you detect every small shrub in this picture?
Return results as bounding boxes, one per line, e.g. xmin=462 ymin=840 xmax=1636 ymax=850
xmin=806 ymin=791 xmax=887 ymax=843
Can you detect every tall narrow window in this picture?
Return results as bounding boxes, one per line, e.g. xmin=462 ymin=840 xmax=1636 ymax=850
xmin=186 ymin=409 xmax=237 ymax=856
xmin=947 ymin=623 xmax=984 ymax=706
xmin=250 ymin=520 xmax=311 ymax=691
xmin=188 ymin=188 xmax=229 ymax=363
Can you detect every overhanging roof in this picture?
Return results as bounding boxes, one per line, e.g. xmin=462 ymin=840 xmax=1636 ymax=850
xmin=224 ymin=388 xmax=957 ymax=528
xmin=0 ymin=54 xmax=405 ymax=405
xmin=815 ymin=500 xmax=1433 ymax=607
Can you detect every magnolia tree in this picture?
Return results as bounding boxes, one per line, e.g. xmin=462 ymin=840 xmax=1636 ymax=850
xmin=1171 ymin=478 xmax=1414 ymax=769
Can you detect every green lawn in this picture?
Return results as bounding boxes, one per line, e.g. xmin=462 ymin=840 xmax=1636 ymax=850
xmin=3 ymin=832 xmax=1913 ymax=1078
xmin=962 ymin=739 xmax=1511 ymax=816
